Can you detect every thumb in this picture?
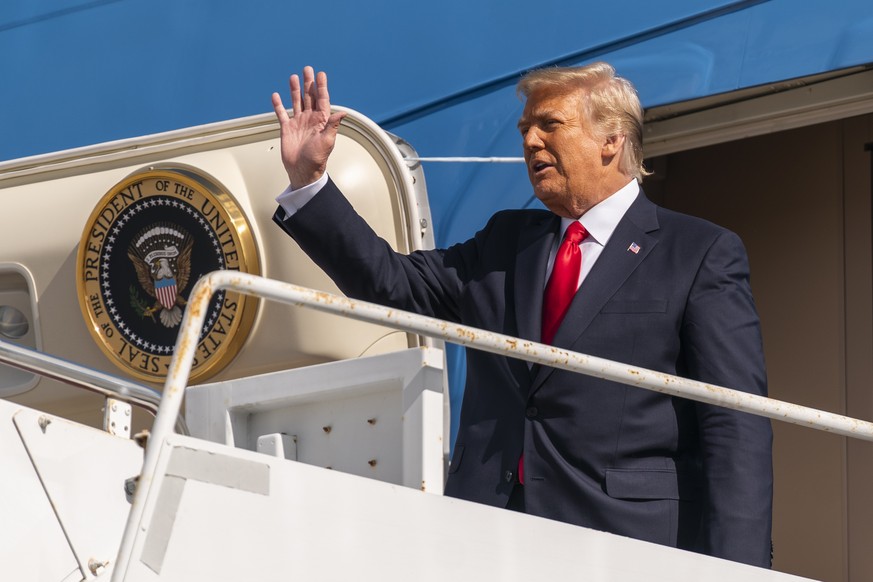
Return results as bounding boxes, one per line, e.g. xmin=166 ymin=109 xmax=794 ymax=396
xmin=327 ymin=111 xmax=347 ymax=131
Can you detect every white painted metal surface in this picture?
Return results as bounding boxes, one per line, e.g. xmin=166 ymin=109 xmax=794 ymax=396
xmin=0 ymin=398 xmax=143 ymax=581
xmin=255 ymin=432 xmax=297 ymax=459
xmin=0 ymin=399 xmax=79 ymax=581
xmin=187 ymin=347 xmax=445 ymax=491
xmin=115 ymin=433 xmax=813 ymax=581
xmin=104 ymin=398 xmax=132 ymax=439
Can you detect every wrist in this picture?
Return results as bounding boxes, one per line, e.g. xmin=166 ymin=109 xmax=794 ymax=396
xmin=289 ymin=168 xmax=324 ymax=191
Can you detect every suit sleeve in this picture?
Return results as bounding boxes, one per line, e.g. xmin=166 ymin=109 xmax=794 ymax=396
xmin=272 ymin=177 xmax=476 ymax=323
xmin=681 ymin=230 xmax=773 ymax=567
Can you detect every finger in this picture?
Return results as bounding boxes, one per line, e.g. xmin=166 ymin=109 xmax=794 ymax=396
xmin=289 ymin=74 xmax=302 ymax=115
xmin=326 ymin=111 xmax=346 ymax=132
xmin=316 ymin=71 xmax=332 ymax=114
xmin=271 ymin=92 xmax=290 ymax=122
xmin=302 ymin=66 xmax=315 ymax=111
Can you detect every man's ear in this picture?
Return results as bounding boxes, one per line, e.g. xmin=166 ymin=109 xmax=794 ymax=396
xmin=601 ymin=134 xmax=625 ymax=159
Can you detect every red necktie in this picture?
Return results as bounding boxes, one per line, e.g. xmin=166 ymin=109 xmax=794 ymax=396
xmin=541 ymin=221 xmax=587 ymax=345
xmin=518 ymin=222 xmax=587 ymax=487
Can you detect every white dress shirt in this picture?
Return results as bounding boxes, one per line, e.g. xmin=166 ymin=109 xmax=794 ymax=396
xmin=275 ymin=173 xmax=329 ymax=217
xmin=546 ymin=179 xmax=639 ymax=289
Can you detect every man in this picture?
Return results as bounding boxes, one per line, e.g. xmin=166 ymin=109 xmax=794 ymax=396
xmin=271 ymin=64 xmax=773 ymax=567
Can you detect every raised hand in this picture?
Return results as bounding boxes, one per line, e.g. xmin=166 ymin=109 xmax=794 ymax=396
xmin=271 ymin=66 xmax=346 ymax=189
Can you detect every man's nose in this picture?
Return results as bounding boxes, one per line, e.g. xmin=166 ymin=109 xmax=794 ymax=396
xmin=522 ymin=127 xmax=544 ymax=150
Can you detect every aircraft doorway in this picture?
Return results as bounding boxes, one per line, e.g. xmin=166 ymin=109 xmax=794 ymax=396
xmin=645 ymin=112 xmax=873 ymax=582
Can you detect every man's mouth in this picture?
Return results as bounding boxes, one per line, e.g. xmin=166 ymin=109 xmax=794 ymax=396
xmin=530 ymin=160 xmax=553 ymax=175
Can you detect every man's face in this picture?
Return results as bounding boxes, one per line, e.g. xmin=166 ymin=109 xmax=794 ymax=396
xmin=518 ymin=87 xmax=615 ymax=218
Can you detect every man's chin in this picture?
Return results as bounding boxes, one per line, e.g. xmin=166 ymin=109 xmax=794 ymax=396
xmin=534 ymin=189 xmax=560 ymax=211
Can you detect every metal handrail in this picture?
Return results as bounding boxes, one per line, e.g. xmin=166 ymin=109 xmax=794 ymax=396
xmin=0 ymin=339 xmax=189 ymax=435
xmin=172 ymin=271 xmax=873 ymax=442
xmin=112 ymin=269 xmax=873 ymax=580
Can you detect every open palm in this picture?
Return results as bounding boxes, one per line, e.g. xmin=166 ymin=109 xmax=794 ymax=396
xmin=272 ymin=66 xmax=346 ymax=189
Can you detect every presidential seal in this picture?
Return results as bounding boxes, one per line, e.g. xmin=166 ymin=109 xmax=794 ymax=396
xmin=77 ymin=166 xmax=260 ymax=383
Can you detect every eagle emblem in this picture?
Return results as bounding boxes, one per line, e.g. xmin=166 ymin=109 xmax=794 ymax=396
xmin=127 ymin=223 xmax=193 ymax=328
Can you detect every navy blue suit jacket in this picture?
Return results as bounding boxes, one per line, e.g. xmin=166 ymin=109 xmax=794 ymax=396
xmin=274 ymin=178 xmax=773 ymax=567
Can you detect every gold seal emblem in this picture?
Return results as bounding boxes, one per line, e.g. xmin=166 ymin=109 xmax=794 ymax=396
xmin=77 ymin=166 xmax=260 ymax=383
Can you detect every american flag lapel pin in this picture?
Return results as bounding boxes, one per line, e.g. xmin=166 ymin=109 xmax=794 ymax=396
xmin=627 ymin=242 xmax=641 ymax=254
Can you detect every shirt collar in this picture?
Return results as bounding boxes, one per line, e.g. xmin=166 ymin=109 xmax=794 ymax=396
xmin=559 ymin=179 xmax=639 ymax=246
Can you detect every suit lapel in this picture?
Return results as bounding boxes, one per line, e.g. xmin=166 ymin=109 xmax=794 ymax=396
xmin=514 ymin=213 xmax=559 ymax=344
xmin=531 ymin=193 xmax=660 ymax=392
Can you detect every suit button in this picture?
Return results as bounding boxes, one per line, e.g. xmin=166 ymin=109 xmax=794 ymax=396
xmin=504 ymin=470 xmax=514 ymax=483
xmin=525 ymin=406 xmax=538 ymax=419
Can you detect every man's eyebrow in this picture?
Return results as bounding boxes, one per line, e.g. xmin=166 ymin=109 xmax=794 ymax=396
xmin=517 ymin=112 xmax=536 ymax=128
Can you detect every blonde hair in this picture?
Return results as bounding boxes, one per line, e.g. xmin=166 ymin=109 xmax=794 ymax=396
xmin=517 ymin=62 xmax=650 ymax=182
